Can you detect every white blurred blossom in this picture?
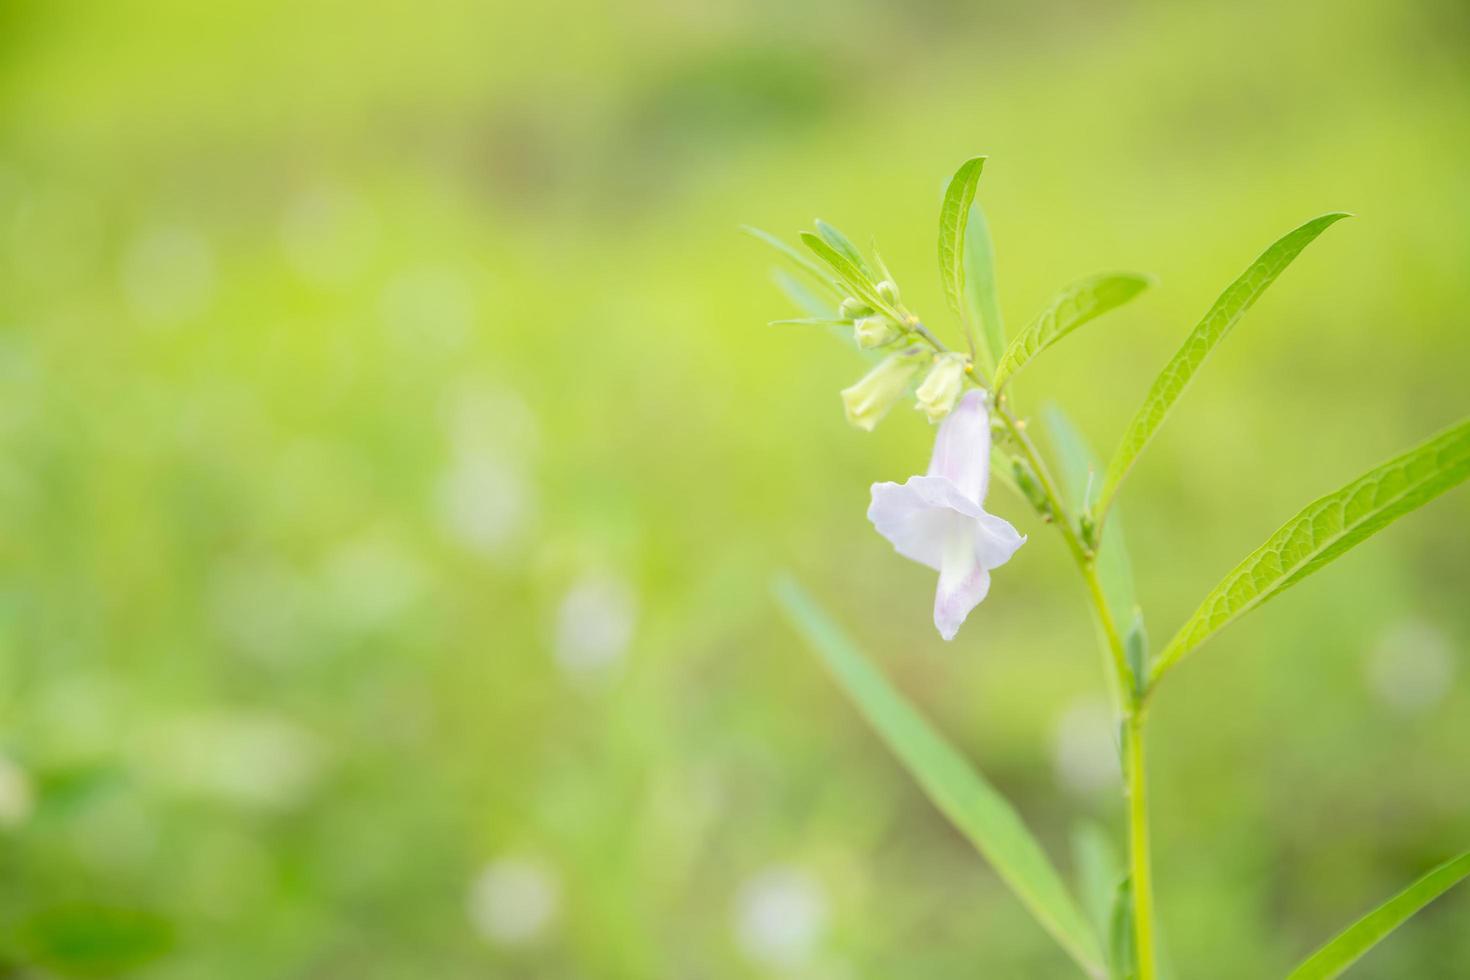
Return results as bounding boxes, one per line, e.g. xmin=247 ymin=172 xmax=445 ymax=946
xmin=146 ymin=713 xmax=326 ymax=812
xmin=0 ymin=755 xmax=34 ymax=828
xmin=279 ymin=183 xmax=377 ymax=287
xmin=734 ymin=866 xmax=828 ymax=970
xmin=380 ymin=266 xmax=475 ymax=354
xmin=321 ymin=533 xmax=427 ymax=634
xmin=553 ymin=573 xmax=637 ymax=683
xmin=1364 ymin=619 xmax=1456 ymax=716
xmin=435 ymin=380 xmax=539 ymax=558
xmin=435 ymin=450 xmax=535 ymax=558
xmin=467 ymin=856 xmax=560 ymax=947
xmin=208 ymin=553 xmax=307 ymax=665
xmin=442 ymin=380 xmax=539 ymax=456
xmin=1051 ymin=695 xmax=1120 ymax=797
xmin=121 ymin=225 xmax=216 ymax=325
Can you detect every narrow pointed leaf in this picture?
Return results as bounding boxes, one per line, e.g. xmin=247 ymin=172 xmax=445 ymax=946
xmin=774 ymin=575 xmax=1105 ymax=977
xmin=1123 ymin=610 xmax=1148 ymax=703
xmin=1072 ymin=820 xmax=1123 ymax=943
xmin=938 ymin=156 xmax=987 ymax=323
xmin=1097 ymin=213 xmax=1350 ymax=518
xmin=965 ymin=201 xmax=1006 ymax=363
xmin=1153 ymin=418 xmax=1470 ymax=682
xmin=871 ymin=243 xmax=895 ymax=284
xmin=769 ymin=317 xmax=851 ymax=327
xmin=742 ymin=225 xmax=843 ymax=297
xmin=1286 ymin=850 xmax=1470 ymax=980
xmin=993 ymin=274 xmax=1150 ymax=389
xmin=815 ymin=220 xmax=873 ymax=278
xmin=771 ymin=268 xmax=837 ymax=320
xmin=1109 ymin=877 xmax=1138 ymax=980
xmin=800 ymin=233 xmax=898 ymax=320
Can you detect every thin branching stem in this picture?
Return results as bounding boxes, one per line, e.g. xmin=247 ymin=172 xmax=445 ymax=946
xmin=992 ymin=397 xmax=1156 ymax=978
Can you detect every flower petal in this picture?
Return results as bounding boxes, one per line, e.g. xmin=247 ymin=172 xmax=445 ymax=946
xmin=933 ymin=521 xmax=991 ymax=641
xmin=925 ymin=389 xmax=990 ymax=504
xmin=869 ymin=477 xmax=986 ymax=570
xmin=974 ymin=512 xmax=1027 ymax=570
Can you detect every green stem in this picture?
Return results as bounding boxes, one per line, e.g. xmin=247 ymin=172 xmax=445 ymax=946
xmin=994 ymin=404 xmax=1088 ymax=563
xmin=1082 ymin=559 xmax=1156 ymax=978
xmin=993 ymin=400 xmax=1157 ymax=978
xmin=1080 ymin=562 xmax=1136 ymax=712
xmin=1125 ymin=711 xmax=1157 ymax=979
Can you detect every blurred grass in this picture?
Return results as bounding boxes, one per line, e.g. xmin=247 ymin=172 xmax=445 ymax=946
xmin=0 ymin=0 xmax=1468 ymax=976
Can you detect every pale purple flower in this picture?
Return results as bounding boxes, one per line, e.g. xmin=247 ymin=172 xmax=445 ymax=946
xmin=868 ymin=389 xmax=1026 ymax=641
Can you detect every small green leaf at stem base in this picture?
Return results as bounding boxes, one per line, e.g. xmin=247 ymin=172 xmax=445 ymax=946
xmin=1109 ymin=877 xmax=1139 ymax=980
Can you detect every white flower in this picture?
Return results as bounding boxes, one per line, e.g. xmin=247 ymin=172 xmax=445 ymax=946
xmin=734 ymin=867 xmax=828 ymax=969
xmin=467 ymin=856 xmax=560 ymax=947
xmin=867 ymin=389 xmax=1026 ymax=640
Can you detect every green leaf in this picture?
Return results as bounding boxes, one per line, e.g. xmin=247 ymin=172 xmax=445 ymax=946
xmin=938 ymin=156 xmax=987 ymax=326
xmin=800 ymin=232 xmax=897 ymax=319
xmin=742 ymin=225 xmax=842 ymax=296
xmin=871 ymin=242 xmax=895 ymax=284
xmin=1153 ymin=418 xmax=1470 ymax=683
xmin=769 ymin=317 xmax=851 ymax=327
xmin=1096 ymin=213 xmax=1350 ymax=519
xmin=815 ymin=219 xmax=873 ymax=278
xmin=1123 ymin=610 xmax=1148 ymax=703
xmin=993 ymin=274 xmax=1151 ymax=389
xmin=1072 ymin=820 xmax=1123 ymax=943
xmin=1108 ymin=877 xmax=1138 ymax=980
xmin=773 ymin=575 xmax=1105 ymax=977
xmin=770 ymin=268 xmax=837 ymax=320
xmin=1285 ymin=850 xmax=1470 ymax=980
xmin=965 ymin=200 xmax=1006 ymax=364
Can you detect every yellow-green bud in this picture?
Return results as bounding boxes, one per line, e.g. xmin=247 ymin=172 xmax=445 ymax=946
xmin=914 ymin=353 xmax=969 ymax=422
xmin=840 ymin=352 xmax=924 ymax=431
xmin=838 ymin=297 xmax=870 ymax=320
xmin=854 ymin=315 xmax=902 ymax=349
xmin=875 ymin=280 xmax=900 ymax=305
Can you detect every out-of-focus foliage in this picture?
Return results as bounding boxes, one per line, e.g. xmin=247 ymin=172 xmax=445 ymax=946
xmin=0 ymin=0 xmax=1467 ymax=977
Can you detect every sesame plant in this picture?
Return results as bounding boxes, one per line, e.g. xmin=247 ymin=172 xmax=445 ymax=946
xmin=751 ymin=157 xmax=1470 ymax=979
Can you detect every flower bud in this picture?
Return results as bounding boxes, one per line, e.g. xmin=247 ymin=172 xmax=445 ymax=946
xmin=838 ymin=297 xmax=871 ymax=320
xmin=914 ymin=353 xmax=969 ymax=422
xmin=854 ymin=315 xmax=902 ymax=349
xmin=875 ymin=280 xmax=901 ymax=305
xmin=840 ymin=352 xmax=924 ymax=431
xmin=1011 ymin=457 xmax=1053 ymax=519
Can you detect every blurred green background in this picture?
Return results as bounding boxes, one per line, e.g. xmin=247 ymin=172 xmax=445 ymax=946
xmin=1 ymin=0 xmax=1468 ymax=976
